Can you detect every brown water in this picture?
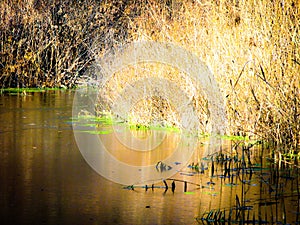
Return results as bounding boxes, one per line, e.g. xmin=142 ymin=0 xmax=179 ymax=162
xmin=1 ymin=91 xmax=299 ymax=225
xmin=0 ymin=91 xmax=200 ymax=225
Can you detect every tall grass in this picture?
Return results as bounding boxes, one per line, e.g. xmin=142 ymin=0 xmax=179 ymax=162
xmin=127 ymin=0 xmax=300 ymax=148
xmin=1 ymin=0 xmax=299 ymax=148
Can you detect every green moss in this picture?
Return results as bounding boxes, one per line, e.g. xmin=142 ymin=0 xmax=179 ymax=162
xmin=81 ymin=130 xmax=113 ymax=135
xmin=0 ymin=87 xmax=65 ymax=94
xmin=219 ymin=134 xmax=250 ymax=141
xmin=184 ymin=192 xmax=195 ymax=195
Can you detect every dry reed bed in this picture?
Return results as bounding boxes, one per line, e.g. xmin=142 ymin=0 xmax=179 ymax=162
xmin=128 ymin=0 xmax=300 ymax=149
xmin=0 ymin=0 xmax=299 ymax=148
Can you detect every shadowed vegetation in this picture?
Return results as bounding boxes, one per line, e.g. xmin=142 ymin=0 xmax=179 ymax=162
xmin=0 ymin=0 xmax=138 ymax=87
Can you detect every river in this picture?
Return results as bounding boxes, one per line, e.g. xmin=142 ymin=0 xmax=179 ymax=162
xmin=0 ymin=91 xmax=299 ymax=224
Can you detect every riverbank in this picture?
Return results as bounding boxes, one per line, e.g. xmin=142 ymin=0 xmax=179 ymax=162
xmin=1 ymin=0 xmax=299 ymax=149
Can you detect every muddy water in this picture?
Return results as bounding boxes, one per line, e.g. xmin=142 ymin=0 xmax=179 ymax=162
xmin=0 ymin=91 xmax=299 ymax=225
xmin=0 ymin=91 xmax=200 ymax=225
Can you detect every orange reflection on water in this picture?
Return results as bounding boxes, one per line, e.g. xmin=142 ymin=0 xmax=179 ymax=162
xmin=100 ymin=128 xmax=181 ymax=166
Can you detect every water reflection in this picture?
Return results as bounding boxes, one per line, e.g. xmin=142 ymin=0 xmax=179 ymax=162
xmin=0 ymin=91 xmax=200 ymax=225
xmin=1 ymin=91 xmax=299 ymax=225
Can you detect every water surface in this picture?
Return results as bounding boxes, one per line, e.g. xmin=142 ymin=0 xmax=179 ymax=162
xmin=0 ymin=91 xmax=200 ymax=225
xmin=1 ymin=91 xmax=299 ymax=225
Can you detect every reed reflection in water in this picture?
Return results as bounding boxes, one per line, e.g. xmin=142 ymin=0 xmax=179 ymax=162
xmin=0 ymin=91 xmax=200 ymax=225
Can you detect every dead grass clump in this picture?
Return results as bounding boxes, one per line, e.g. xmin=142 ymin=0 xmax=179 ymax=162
xmin=97 ymin=63 xmax=209 ymax=131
